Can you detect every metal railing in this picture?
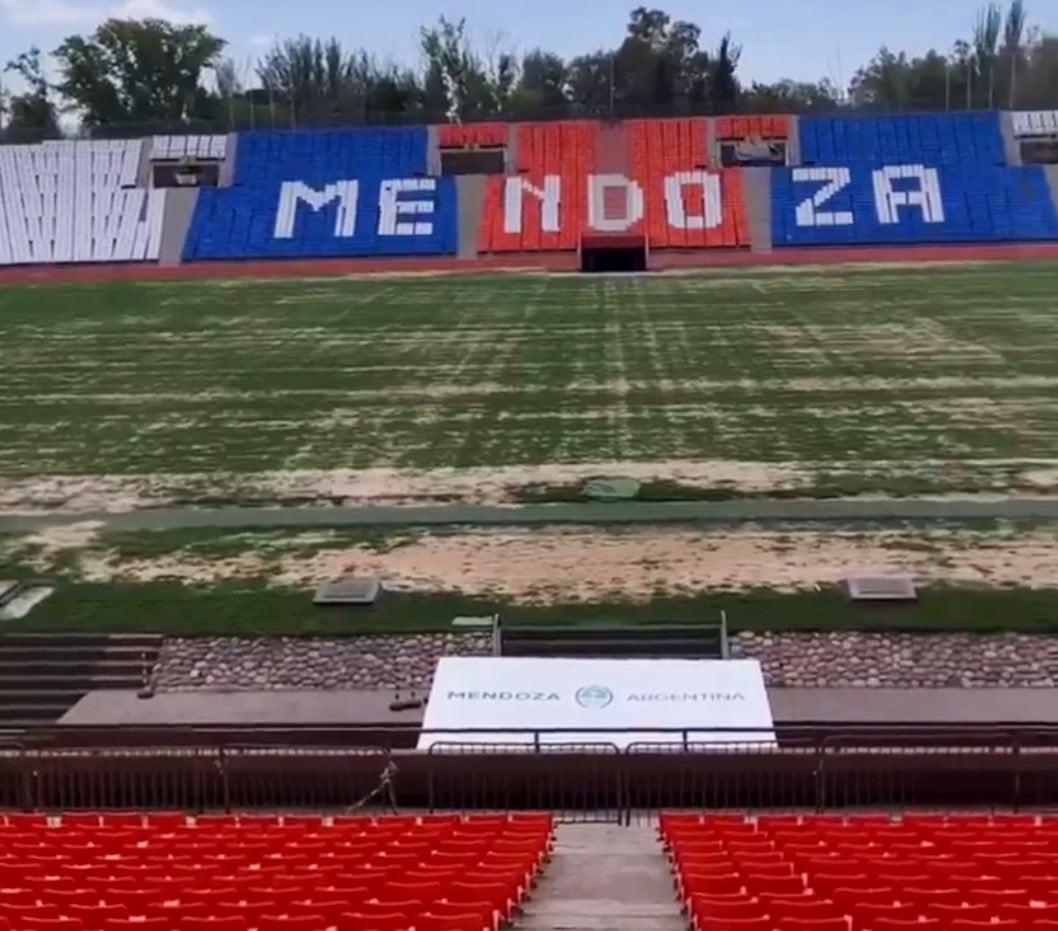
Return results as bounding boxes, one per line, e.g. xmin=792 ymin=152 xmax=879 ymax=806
xmin=4 ymin=724 xmax=1058 ymax=818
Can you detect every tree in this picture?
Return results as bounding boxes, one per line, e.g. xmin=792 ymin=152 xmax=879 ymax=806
xmin=974 ymin=2 xmax=1003 ymax=107
xmin=510 ymin=49 xmax=569 ymax=116
xmin=3 ymin=47 xmax=60 ymax=139
xmin=257 ymin=36 xmax=370 ymax=125
xmin=709 ymin=34 xmax=740 ymax=114
xmin=742 ymin=79 xmax=843 ymax=114
xmin=565 ymin=52 xmax=615 ymax=115
xmin=1002 ymin=0 xmax=1028 ymax=106
xmin=53 ymin=19 xmax=225 ymax=127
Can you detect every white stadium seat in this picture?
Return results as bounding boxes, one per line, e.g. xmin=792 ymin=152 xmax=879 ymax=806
xmin=150 ymin=134 xmax=228 ymax=160
xmin=1012 ymin=110 xmax=1058 ymax=138
xmin=0 ymin=139 xmax=165 ymax=265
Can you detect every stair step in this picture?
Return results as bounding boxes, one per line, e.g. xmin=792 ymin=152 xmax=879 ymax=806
xmin=0 ymin=703 xmax=77 ymax=722
xmin=511 ymin=824 xmax=683 ymax=931
xmin=0 ymin=646 xmax=156 ymax=661
xmin=0 ymin=688 xmax=86 ymax=701
xmin=0 ymin=661 xmax=148 ymax=677
xmin=0 ymin=635 xmax=161 ymax=726
xmin=0 ymin=675 xmax=141 ymax=690
xmin=0 ymin=634 xmax=160 ymax=648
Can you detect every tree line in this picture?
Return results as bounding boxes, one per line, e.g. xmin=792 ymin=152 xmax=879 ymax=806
xmin=0 ymin=3 xmax=1056 ymax=142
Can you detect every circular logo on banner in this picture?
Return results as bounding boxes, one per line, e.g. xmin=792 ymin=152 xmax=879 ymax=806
xmin=575 ymin=685 xmax=614 ymax=709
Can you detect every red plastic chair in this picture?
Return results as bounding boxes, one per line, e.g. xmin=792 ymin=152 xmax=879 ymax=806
xmin=899 ymin=887 xmax=963 ymax=907
xmin=852 ymin=904 xmax=920 ymax=931
xmin=179 ymin=921 xmax=247 ymax=931
xmin=698 ymin=919 xmax=770 ymax=931
xmin=683 ymin=874 xmax=743 ymax=897
xmin=0 ymin=907 xmax=61 ymax=924
xmin=951 ymin=923 xmax=1019 ymax=931
xmin=145 ymin=903 xmax=209 ymax=922
xmin=778 ymin=920 xmax=847 ymax=931
xmin=873 ymin=922 xmax=942 ymax=931
xmin=1002 ymin=905 xmax=1058 ymax=923
xmin=352 ymin=901 xmax=422 ymax=921
xmin=60 ymin=813 xmax=103 ymax=829
xmin=967 ymin=888 xmax=1031 ymax=908
xmin=811 ymin=874 xmax=870 ymax=897
xmin=925 ymin=904 xmax=990 ymax=923
xmin=416 ymin=914 xmax=487 ymax=931
xmin=770 ymin=900 xmax=843 ymax=922
xmin=427 ymin=900 xmax=494 ymax=927
xmin=66 ymin=905 xmax=129 ymax=927
xmin=736 ymin=861 xmax=793 ymax=877
xmin=688 ymin=898 xmax=763 ymax=921
xmin=744 ymin=874 xmax=803 ymax=896
xmin=22 ymin=921 xmax=86 ymax=931
xmin=337 ymin=913 xmax=407 ymax=931
xmin=445 ymin=880 xmax=514 ymax=918
xmin=257 ymin=917 xmax=327 ymax=931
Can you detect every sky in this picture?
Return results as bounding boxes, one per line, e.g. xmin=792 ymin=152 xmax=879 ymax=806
xmin=1 ymin=0 xmax=1057 ymax=91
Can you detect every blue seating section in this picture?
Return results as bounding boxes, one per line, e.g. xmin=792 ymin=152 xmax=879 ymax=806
xmin=183 ymin=129 xmax=458 ymax=260
xmin=800 ymin=113 xmax=1005 ymax=166
xmin=771 ymin=164 xmax=1058 ymax=246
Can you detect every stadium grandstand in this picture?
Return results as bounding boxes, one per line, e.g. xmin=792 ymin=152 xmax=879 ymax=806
xmin=0 ymin=110 xmax=1056 ymax=272
xmin=6 ymin=9 xmax=1058 ymax=931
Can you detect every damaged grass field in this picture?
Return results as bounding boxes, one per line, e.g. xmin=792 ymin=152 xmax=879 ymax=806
xmin=3 ymin=261 xmax=1058 ymax=509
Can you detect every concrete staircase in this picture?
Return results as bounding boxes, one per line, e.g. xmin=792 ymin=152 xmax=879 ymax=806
xmin=595 ymin=122 xmax=629 ymax=176
xmin=741 ymin=166 xmax=774 ymax=253
xmin=1044 ymin=165 xmax=1058 ymax=220
xmin=157 ymin=187 xmax=200 ymax=266
xmin=999 ymin=111 xmax=1023 ymax=167
xmin=0 ymin=633 xmax=162 ymax=728
xmin=514 ymin=823 xmax=685 ymax=931
xmin=455 ymin=174 xmax=487 ymax=259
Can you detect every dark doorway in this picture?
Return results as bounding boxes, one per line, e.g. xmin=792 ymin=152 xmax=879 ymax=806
xmin=580 ymin=234 xmax=648 ymax=273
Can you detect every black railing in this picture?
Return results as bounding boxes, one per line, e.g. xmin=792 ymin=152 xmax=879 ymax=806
xmin=3 ymin=724 xmax=1058 ymax=817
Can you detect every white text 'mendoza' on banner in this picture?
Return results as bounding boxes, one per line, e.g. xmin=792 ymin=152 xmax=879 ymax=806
xmin=417 ymin=657 xmax=775 ymax=750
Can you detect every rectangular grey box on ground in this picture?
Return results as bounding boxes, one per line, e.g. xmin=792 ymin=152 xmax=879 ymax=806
xmin=313 ymin=576 xmax=381 ymax=606
xmin=845 ymin=574 xmax=918 ymax=602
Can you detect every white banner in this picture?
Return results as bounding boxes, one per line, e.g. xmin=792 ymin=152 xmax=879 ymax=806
xmin=418 ymin=657 xmax=775 ymax=749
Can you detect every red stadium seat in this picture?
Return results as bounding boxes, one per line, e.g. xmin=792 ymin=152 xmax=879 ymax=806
xmin=698 ymin=919 xmax=770 ymax=931
xmin=416 ymin=915 xmax=488 ymax=931
xmin=105 ymin=923 xmax=168 ymax=931
xmin=337 ymin=914 xmax=407 ymax=931
xmin=778 ymin=920 xmax=847 ymax=931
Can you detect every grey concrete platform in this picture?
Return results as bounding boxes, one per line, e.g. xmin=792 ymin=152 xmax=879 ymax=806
xmin=59 ymin=686 xmax=1058 ymax=728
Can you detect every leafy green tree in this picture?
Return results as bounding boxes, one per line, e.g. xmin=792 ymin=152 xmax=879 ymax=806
xmin=3 ymin=47 xmax=61 ymax=140
xmin=53 ymin=19 xmax=225 ymax=127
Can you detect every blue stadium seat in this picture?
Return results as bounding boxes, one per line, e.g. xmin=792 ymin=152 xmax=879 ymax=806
xmin=771 ymin=163 xmax=1058 ymax=246
xmin=799 ymin=113 xmax=1005 ymax=166
xmin=183 ymin=128 xmax=458 ymax=260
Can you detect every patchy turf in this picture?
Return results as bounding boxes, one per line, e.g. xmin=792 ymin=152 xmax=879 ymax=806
xmin=2 ymin=579 xmax=1057 ymax=636
xmin=2 ymin=520 xmax=1057 ymax=635
xmin=4 ymin=262 xmax=1058 ymax=508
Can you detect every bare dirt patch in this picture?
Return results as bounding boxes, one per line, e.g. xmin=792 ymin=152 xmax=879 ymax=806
xmin=72 ymin=525 xmax=1058 ymax=603
xmin=6 ymin=457 xmax=1058 ymax=514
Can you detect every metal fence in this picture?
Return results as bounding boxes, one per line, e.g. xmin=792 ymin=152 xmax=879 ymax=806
xmin=4 ymin=725 xmax=1058 ymax=818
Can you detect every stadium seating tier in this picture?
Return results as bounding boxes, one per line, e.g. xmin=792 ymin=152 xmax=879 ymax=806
xmin=0 ymin=811 xmax=554 ymax=931
xmin=663 ymin=812 xmax=1058 ymax=931
xmin=183 ymin=128 xmax=458 ymax=260
xmin=1 ymin=112 xmax=1057 ymax=267
xmin=771 ymin=163 xmax=1058 ymax=245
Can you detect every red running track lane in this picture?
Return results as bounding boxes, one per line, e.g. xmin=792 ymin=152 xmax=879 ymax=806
xmin=1 ymin=242 xmax=1058 ymax=284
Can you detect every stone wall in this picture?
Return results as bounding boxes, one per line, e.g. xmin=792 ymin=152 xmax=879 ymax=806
xmin=153 ymin=631 xmax=1058 ymax=691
